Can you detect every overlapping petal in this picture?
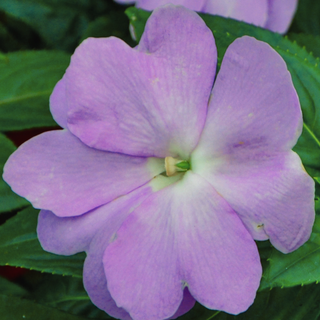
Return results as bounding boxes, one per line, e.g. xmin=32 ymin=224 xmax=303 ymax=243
xmin=203 ymin=0 xmax=268 ymax=27
xmin=37 ymin=175 xmax=192 ymax=320
xmin=84 ymin=228 xmax=132 ymax=320
xmin=37 ymin=181 xmax=154 ymax=255
xmin=193 ymin=151 xmax=315 ymax=253
xmin=103 ymin=172 xmax=261 ymax=319
xmin=116 ymin=0 xmax=296 ymax=34
xmin=49 ymin=77 xmax=68 ymax=128
xmin=38 ymin=175 xmax=194 ymax=319
xmin=60 ymin=6 xmax=216 ymax=158
xmin=192 ymin=35 xmax=314 ymax=252
xmin=84 ymin=228 xmax=195 ymax=320
xmin=168 ymin=289 xmax=195 ymax=320
xmin=193 ymin=36 xmax=301 ymax=161
xmin=265 ymin=0 xmax=298 ymax=33
xmin=136 ymin=0 xmax=206 ymax=11
xmin=3 ymin=130 xmax=163 ymax=217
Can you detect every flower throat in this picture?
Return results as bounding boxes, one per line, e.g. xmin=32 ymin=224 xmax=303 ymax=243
xmin=165 ymin=156 xmax=191 ymax=177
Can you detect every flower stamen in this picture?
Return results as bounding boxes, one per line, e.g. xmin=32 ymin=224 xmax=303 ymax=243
xmin=165 ymin=156 xmax=190 ymax=176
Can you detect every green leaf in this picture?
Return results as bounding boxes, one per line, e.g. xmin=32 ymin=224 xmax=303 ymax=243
xmin=0 ymin=11 xmax=43 ymax=52
xmin=125 ymin=8 xmax=150 ymax=43
xmin=2 ymin=282 xmax=320 ymax=320
xmin=0 ymin=50 xmax=70 ymax=131
xmin=177 ymin=284 xmax=320 ymax=320
xmin=0 ymin=294 xmax=91 ymax=320
xmin=80 ymin=12 xmax=134 ymax=47
xmin=127 ymin=7 xmax=320 ymax=174
xmin=0 ymin=0 xmax=110 ymax=51
xmin=259 ymin=214 xmax=320 ymax=290
xmin=290 ymin=70 xmax=320 ymax=172
xmin=221 ymin=284 xmax=320 ymax=320
xmin=0 ymin=276 xmax=28 ymax=297
xmin=288 ymin=33 xmax=320 ymax=59
xmin=314 ymin=177 xmax=320 ymax=200
xmin=0 ymin=206 xmax=85 ymax=277
xmin=0 ymin=133 xmax=29 ymax=213
xmin=290 ymin=0 xmax=320 ymax=36
xmin=30 ymin=274 xmax=112 ymax=319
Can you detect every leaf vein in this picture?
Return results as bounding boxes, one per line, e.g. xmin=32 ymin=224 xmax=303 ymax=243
xmin=0 ymin=90 xmax=52 ymax=106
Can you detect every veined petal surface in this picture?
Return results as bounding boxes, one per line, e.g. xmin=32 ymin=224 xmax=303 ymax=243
xmin=81 ymin=178 xmax=160 ymax=320
xmin=63 ymin=6 xmax=216 ymax=158
xmin=265 ymin=0 xmax=298 ymax=33
xmin=37 ymin=180 xmax=154 ymax=255
xmin=104 ymin=172 xmax=261 ymax=320
xmin=203 ymin=0 xmax=268 ymax=27
xmin=193 ymin=151 xmax=315 ymax=253
xmin=167 ymin=289 xmax=195 ymax=320
xmin=3 ymin=130 xmax=163 ymax=217
xmin=191 ymin=35 xmax=314 ymax=252
xmin=84 ymin=226 xmax=195 ymax=320
xmin=84 ymin=227 xmax=132 ymax=320
xmin=193 ymin=36 xmax=302 ymax=161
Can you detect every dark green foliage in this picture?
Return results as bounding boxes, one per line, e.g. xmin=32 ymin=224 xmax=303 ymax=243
xmin=0 ymin=133 xmax=28 ymax=213
xmin=0 ymin=206 xmax=85 ymax=277
xmin=290 ymin=0 xmax=320 ymax=36
xmin=0 ymin=50 xmax=70 ymax=131
xmin=288 ymin=33 xmax=320 ymax=58
xmin=0 ymin=0 xmax=110 ymax=51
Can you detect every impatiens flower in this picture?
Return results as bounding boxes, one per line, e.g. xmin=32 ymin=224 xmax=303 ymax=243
xmin=3 ymin=5 xmax=314 ymax=320
xmin=115 ymin=0 xmax=298 ymax=34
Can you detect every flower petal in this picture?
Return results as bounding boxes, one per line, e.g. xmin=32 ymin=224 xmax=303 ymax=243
xmin=49 ymin=77 xmax=68 ymax=128
xmin=103 ymin=172 xmax=261 ymax=319
xmin=193 ymin=36 xmax=302 ymax=160
xmin=136 ymin=0 xmax=206 ymax=11
xmin=59 ymin=177 xmax=193 ymax=319
xmin=84 ymin=228 xmax=132 ymax=320
xmin=37 ymin=180 xmax=154 ymax=255
xmin=191 ymin=36 xmax=314 ymax=253
xmin=167 ymin=288 xmax=195 ymax=320
xmin=203 ymin=0 xmax=268 ymax=27
xmin=265 ymin=0 xmax=298 ymax=33
xmin=84 ymin=228 xmax=195 ymax=320
xmin=3 ymin=130 xmax=163 ymax=217
xmin=193 ymin=151 xmax=315 ymax=253
xmin=64 ymin=6 xmax=216 ymax=158
xmin=38 ymin=177 xmax=176 ymax=319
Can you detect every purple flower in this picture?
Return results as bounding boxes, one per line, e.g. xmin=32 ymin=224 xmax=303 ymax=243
xmin=3 ymin=5 xmax=314 ymax=320
xmin=116 ymin=0 xmax=298 ymax=34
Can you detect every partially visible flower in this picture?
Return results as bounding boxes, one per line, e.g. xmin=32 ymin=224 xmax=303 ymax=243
xmin=116 ymin=0 xmax=298 ymax=34
xmin=3 ymin=5 xmax=314 ymax=320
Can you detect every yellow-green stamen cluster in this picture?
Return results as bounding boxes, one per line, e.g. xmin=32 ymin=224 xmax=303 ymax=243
xmin=165 ymin=157 xmax=191 ymax=176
